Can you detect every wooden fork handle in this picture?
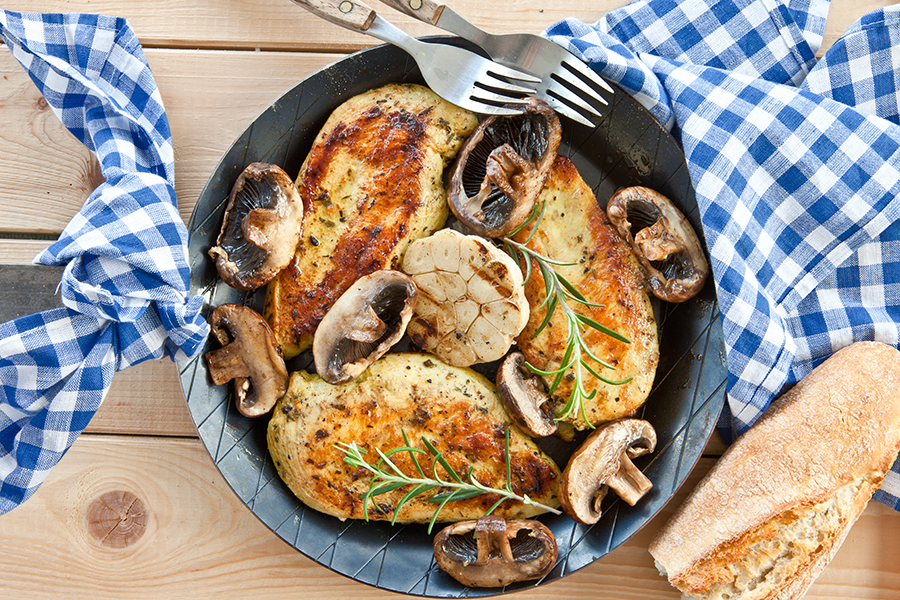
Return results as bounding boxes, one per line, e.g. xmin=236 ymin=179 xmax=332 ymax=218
xmin=291 ymin=0 xmax=377 ymax=31
xmin=378 ymin=0 xmax=445 ymax=25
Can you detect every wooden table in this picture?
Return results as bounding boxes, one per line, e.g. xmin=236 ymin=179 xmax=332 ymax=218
xmin=1 ymin=1 xmax=898 ymax=598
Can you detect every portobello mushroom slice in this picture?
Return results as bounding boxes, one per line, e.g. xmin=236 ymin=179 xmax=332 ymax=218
xmin=209 ymin=162 xmax=304 ymax=290
xmin=312 ymin=270 xmax=417 ymax=384
xmin=433 ymin=516 xmax=557 ymax=587
xmin=448 ymin=98 xmax=561 ymax=238
xmin=606 ymin=186 xmax=708 ymax=302
xmin=205 ymin=303 xmax=288 ymax=417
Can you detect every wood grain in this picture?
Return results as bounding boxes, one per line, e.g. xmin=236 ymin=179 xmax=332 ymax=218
xmin=90 ymin=360 xmax=197 ymax=437
xmin=0 ymin=49 xmax=341 ymax=234
xmin=2 ymin=0 xmax=636 ymax=52
xmin=0 ymin=1 xmax=888 ymax=235
xmin=3 ymin=0 xmax=881 ymax=54
xmin=2 ymin=2 xmax=900 ymax=599
xmin=1 ymin=440 xmax=896 ymax=599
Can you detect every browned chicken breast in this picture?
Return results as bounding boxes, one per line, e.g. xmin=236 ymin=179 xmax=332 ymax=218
xmin=267 ymin=353 xmax=561 ymax=524
xmin=513 ymin=156 xmax=659 ymax=430
xmin=264 ymin=83 xmax=479 ymax=359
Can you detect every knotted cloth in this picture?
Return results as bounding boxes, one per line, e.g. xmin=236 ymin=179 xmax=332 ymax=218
xmin=546 ymin=0 xmax=900 ymax=509
xmin=0 ymin=12 xmax=209 ymax=515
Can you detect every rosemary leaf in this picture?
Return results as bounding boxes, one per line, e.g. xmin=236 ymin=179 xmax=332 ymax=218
xmin=336 ymin=430 xmax=562 ymax=534
xmin=578 ymin=313 xmax=631 ymax=343
xmin=393 ymin=483 xmax=437 ymax=525
xmin=430 ymin=488 xmax=484 ymax=502
xmin=402 ymin=430 xmax=428 ymax=479
xmin=421 ymin=437 xmax=463 ymax=483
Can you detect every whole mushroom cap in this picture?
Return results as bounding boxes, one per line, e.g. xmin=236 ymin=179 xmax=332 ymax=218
xmin=558 ymin=418 xmax=657 ymax=524
xmin=606 ymin=186 xmax=708 ymax=303
xmin=433 ymin=516 xmax=557 ymax=588
xmin=205 ymin=303 xmax=288 ymax=417
xmin=447 ymin=98 xmax=561 ymax=238
xmin=312 ymin=270 xmax=417 ymax=384
xmin=209 ymin=162 xmax=304 ymax=290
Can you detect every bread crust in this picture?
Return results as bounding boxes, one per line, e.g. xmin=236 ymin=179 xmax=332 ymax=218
xmin=648 ymin=341 xmax=900 ymax=600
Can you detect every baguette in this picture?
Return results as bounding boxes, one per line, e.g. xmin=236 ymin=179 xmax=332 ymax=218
xmin=649 ymin=341 xmax=900 ymax=600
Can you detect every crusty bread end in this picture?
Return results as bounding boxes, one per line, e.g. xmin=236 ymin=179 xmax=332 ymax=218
xmin=649 ymin=341 xmax=900 ymax=600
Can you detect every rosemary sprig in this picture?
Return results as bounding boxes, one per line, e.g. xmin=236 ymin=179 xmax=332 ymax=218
xmin=502 ymin=201 xmax=633 ymax=426
xmin=336 ymin=428 xmax=561 ymax=533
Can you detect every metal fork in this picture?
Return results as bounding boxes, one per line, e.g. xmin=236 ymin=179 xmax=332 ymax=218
xmin=289 ymin=0 xmax=539 ymax=115
xmin=379 ymin=0 xmax=614 ymax=126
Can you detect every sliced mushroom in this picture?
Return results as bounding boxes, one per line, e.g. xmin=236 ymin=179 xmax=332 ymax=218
xmin=433 ymin=516 xmax=557 ymax=588
xmin=558 ymin=419 xmax=656 ymax=524
xmin=497 ymin=352 xmax=557 ymax=438
xmin=209 ymin=162 xmax=304 ymax=290
xmin=205 ymin=303 xmax=288 ymax=417
xmin=448 ymin=99 xmax=561 ymax=238
xmin=313 ymin=270 xmax=417 ymax=384
xmin=606 ymin=186 xmax=708 ymax=302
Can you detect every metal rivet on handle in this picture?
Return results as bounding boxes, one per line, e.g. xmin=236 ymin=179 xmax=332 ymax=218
xmin=339 ymin=1 xmax=354 ymax=13
xmin=410 ymin=0 xmax=423 ymax=9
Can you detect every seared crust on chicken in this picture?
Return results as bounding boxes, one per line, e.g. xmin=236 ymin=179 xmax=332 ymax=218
xmin=264 ymin=84 xmax=479 ymax=359
xmin=267 ymin=353 xmax=561 ymax=523
xmin=513 ymin=156 xmax=659 ymax=429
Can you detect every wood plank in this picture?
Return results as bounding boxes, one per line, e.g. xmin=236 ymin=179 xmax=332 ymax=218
xmin=90 ymin=360 xmax=196 ymax=437
xmin=0 ymin=2 xmax=890 ymax=235
xmin=1 ymin=438 xmax=896 ymax=599
xmin=3 ymin=0 xmax=635 ymax=52
xmin=0 ymin=49 xmax=341 ymax=235
xmin=0 ymin=239 xmax=53 ymax=264
xmin=4 ymin=0 xmax=881 ymax=55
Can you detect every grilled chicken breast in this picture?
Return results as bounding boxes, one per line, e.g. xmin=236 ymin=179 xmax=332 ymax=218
xmin=264 ymin=84 xmax=479 ymax=359
xmin=267 ymin=353 xmax=561 ymax=524
xmin=513 ymin=156 xmax=659 ymax=430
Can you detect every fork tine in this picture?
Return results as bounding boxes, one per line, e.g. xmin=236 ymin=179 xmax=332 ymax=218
xmin=469 ymin=88 xmax=532 ymax=108
xmin=480 ymin=64 xmax=541 ymax=86
xmin=466 ymin=102 xmax=531 ymax=116
xmin=542 ymin=94 xmax=600 ymax=127
xmin=477 ymin=71 xmax=538 ymax=96
xmin=562 ymin=57 xmax=615 ymax=95
xmin=545 ymin=79 xmax=604 ymax=116
xmin=544 ymin=100 xmax=595 ymax=127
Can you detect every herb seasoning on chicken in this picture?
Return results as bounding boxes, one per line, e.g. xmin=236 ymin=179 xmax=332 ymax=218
xmin=264 ymin=84 xmax=479 ymax=359
xmin=267 ymin=353 xmax=561 ymax=524
xmin=513 ymin=156 xmax=659 ymax=429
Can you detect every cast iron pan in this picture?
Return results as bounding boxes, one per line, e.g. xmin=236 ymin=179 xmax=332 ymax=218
xmin=178 ymin=39 xmax=727 ymax=596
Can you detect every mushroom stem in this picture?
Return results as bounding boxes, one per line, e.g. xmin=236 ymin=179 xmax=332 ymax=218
xmin=433 ymin=516 xmax=558 ymax=587
xmin=607 ymin=454 xmax=653 ymax=506
xmin=475 ymin=516 xmax=515 ymax=565
xmin=205 ymin=345 xmax=252 ymax=385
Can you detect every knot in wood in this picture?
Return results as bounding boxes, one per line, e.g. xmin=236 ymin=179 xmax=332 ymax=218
xmin=86 ymin=490 xmax=147 ymax=548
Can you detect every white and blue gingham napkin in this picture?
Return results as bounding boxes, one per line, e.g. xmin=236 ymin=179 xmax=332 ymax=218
xmin=546 ymin=0 xmax=900 ymax=510
xmin=0 ymin=12 xmax=209 ymax=515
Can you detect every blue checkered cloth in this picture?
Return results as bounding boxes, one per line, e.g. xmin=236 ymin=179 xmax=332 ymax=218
xmin=0 ymin=12 xmax=209 ymax=515
xmin=546 ymin=0 xmax=900 ymax=510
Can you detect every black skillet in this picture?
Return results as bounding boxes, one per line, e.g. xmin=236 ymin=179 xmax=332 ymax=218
xmin=177 ymin=39 xmax=727 ymax=597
